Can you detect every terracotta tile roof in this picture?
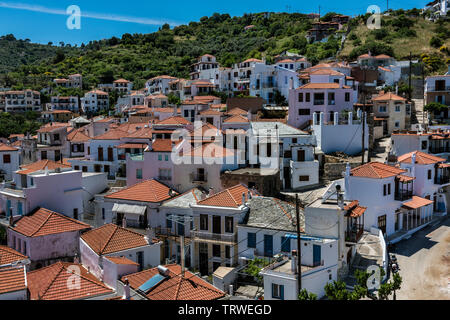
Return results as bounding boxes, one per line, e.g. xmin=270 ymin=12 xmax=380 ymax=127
xmin=125 ymin=127 xmax=153 ymax=139
xmin=397 ymin=175 xmax=415 ymax=182
xmin=104 ymin=179 xmax=178 ymax=203
xmin=372 ymin=92 xmax=406 ymax=101
xmin=105 ymin=256 xmax=139 ymax=266
xmin=299 ymin=83 xmax=351 ymax=89
xmin=309 ymin=69 xmax=344 ymax=76
xmin=242 ymin=58 xmax=263 ymax=63
xmin=18 ymin=160 xmax=72 ymax=175
xmin=88 ymin=89 xmax=108 ymax=95
xmin=156 ymin=116 xmax=191 ymax=126
xmin=402 ymin=196 xmax=434 ymax=209
xmin=11 ymin=208 xmax=91 ymax=237
xmin=116 ymin=143 xmax=148 ymax=149
xmin=277 ymin=59 xmax=295 ymax=63
xmin=194 ymin=95 xmax=220 ymax=101
xmin=397 ymin=151 xmax=446 ymax=165
xmin=223 ymin=114 xmax=249 ymax=123
xmin=93 ymin=129 xmax=129 ymax=140
xmin=113 ymin=79 xmax=130 ymax=83
xmin=199 ymin=109 xmax=222 ymax=116
xmin=0 ymin=246 xmax=28 ymax=265
xmin=147 ymin=94 xmax=168 ymax=99
xmin=67 ymin=128 xmax=91 ymax=143
xmin=197 ymin=184 xmax=253 ymax=208
xmin=27 ymin=262 xmax=113 ymax=300
xmin=11 ymin=140 xmax=22 ymax=148
xmin=151 ymin=139 xmax=179 ymax=152
xmin=8 ymin=134 xmax=24 ymax=139
xmin=37 ymin=123 xmax=69 ymax=133
xmin=122 ymin=264 xmax=225 ymax=300
xmin=226 ymin=107 xmax=247 ymax=115
xmin=375 ymin=54 xmax=391 ymax=59
xmin=350 ymin=162 xmax=406 ymax=179
xmin=182 ymin=143 xmax=235 ymax=158
xmin=192 ymin=80 xmax=215 ymax=87
xmin=0 ymin=143 xmax=18 ymax=152
xmin=0 ymin=266 xmax=27 ymax=295
xmin=81 ymin=224 xmax=156 ymax=255
xmin=190 ymin=123 xmax=222 ymax=138
xmin=148 ymin=75 xmax=177 ymax=81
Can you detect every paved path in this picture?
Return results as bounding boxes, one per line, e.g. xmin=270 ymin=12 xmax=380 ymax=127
xmin=390 ymin=216 xmax=449 ymax=300
xmin=370 ymin=137 xmax=391 ymax=163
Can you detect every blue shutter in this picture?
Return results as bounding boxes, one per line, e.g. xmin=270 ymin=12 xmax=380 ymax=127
xmin=247 ymin=233 xmax=256 ymax=248
xmin=281 ymin=236 xmax=290 ymax=253
xmin=280 ymin=285 xmax=284 ymax=300
xmin=17 ymin=202 xmax=23 ymax=216
xmin=6 ymin=200 xmax=11 ymax=217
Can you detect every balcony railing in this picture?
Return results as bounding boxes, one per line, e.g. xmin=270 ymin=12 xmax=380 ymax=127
xmin=426 ymin=86 xmax=450 ymax=92
xmin=435 ymin=175 xmax=450 ymax=185
xmin=313 ymin=100 xmax=324 ymax=105
xmin=345 ymin=225 xmax=364 ymax=243
xmin=155 ymin=227 xmax=188 ymax=237
xmin=158 ymin=176 xmax=172 ymax=181
xmin=395 ymin=190 xmax=413 ymax=201
xmin=429 ymin=147 xmax=450 ymax=154
xmin=191 ymin=230 xmax=237 ymax=243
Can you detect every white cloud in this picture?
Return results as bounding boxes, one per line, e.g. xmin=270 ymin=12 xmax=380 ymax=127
xmin=0 ymin=1 xmax=182 ymax=26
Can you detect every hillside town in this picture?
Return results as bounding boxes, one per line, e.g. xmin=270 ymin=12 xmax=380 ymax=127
xmin=0 ymin=8 xmax=449 ymax=302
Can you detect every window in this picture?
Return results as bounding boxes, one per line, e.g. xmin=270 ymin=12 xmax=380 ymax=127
xmin=165 ymin=155 xmax=169 ymax=161
xmin=298 ymin=108 xmax=310 ymax=115
xmin=299 ymin=175 xmax=309 ymax=181
xmin=394 ymin=121 xmax=400 ymax=128
xmin=82 ymin=166 xmax=88 ymax=172
xmin=298 ymin=93 xmax=303 ymax=102
xmin=421 ymin=141 xmax=428 ymax=150
xmin=225 ymin=245 xmax=231 ymax=259
xmin=281 ymin=236 xmax=290 ymax=252
xmin=225 ymin=216 xmax=233 ymax=233
xmin=345 ymin=92 xmax=350 ymax=102
xmin=136 ymin=169 xmax=143 ymax=179
xmin=328 ymin=92 xmax=335 ymax=105
xmin=41 ymin=151 xmax=47 ymax=160
xmin=247 ymin=232 xmax=256 ymax=248
xmin=102 ymin=208 xmax=105 ymax=220
xmin=379 ymin=105 xmax=387 ymax=113
xmin=23 ymin=241 xmax=26 ymax=255
xmin=297 ymin=149 xmax=305 ymax=162
xmin=428 ymin=169 xmax=432 ymax=180
xmin=158 ymin=154 xmax=162 ymax=161
xmin=388 ymin=183 xmax=391 ymax=195
xmin=383 ymin=184 xmax=387 ymax=196
xmin=292 ymin=138 xmax=297 ymax=144
xmin=200 ymin=214 xmax=208 ymax=230
xmin=272 ymin=284 xmax=284 ymax=300
xmin=395 ymin=105 xmax=401 ymax=112
xmin=213 ymin=244 xmax=221 ymax=257
xmin=3 ymin=154 xmax=11 ymax=164
xmin=73 ymin=208 xmax=78 ymax=220
xmin=305 ymin=93 xmax=310 ymax=102
xmin=74 ymin=166 xmax=80 ymax=171
xmin=313 ymin=93 xmax=325 ymax=105
xmin=166 ymin=215 xmax=172 ymax=228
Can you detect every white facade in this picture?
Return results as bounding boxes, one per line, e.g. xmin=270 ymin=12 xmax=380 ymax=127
xmin=81 ymin=90 xmax=109 ymax=114
xmin=4 ymin=90 xmax=41 ymax=112
xmin=0 ymin=148 xmax=20 ymax=181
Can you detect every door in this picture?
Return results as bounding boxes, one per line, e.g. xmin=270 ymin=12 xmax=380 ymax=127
xmin=54 ymin=150 xmax=61 ymax=162
xmin=17 ymin=202 xmax=23 ymax=216
xmin=212 ymin=216 xmax=221 ymax=235
xmin=107 ymin=147 xmax=114 ymax=161
xmin=378 ymin=215 xmax=387 ymax=234
xmin=199 ymin=243 xmax=208 ymax=275
xmin=136 ymin=251 xmax=144 ymax=271
xmin=98 ymin=147 xmax=103 ymax=161
xmin=297 ymin=149 xmax=305 ymax=162
xmin=264 ymin=234 xmax=273 ymax=257
xmin=6 ymin=199 xmax=11 ymax=217
xmin=313 ymin=244 xmax=321 ymax=267
xmin=116 ymin=212 xmax=124 ymax=226
xmin=283 ymin=167 xmax=291 ymax=189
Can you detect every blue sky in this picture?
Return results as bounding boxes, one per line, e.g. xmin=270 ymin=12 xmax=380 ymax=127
xmin=0 ymin=0 xmax=427 ymax=45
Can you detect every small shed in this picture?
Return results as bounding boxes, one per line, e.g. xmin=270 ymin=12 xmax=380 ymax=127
xmin=212 ymin=266 xmax=236 ymax=294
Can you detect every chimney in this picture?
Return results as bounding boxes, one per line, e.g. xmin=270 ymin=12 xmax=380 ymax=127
xmin=122 ymin=217 xmax=127 ymax=228
xmin=123 ymin=278 xmax=131 ymax=300
xmin=247 ymin=190 xmax=252 ymax=200
xmin=339 ymin=78 xmax=344 ymax=88
xmin=336 ymin=185 xmax=344 ymax=209
xmin=44 ymin=166 xmax=49 ymax=176
xmin=289 ymin=77 xmax=294 ymax=90
xmin=208 ymin=188 xmax=214 ymax=197
xmin=73 ymin=253 xmax=79 ymax=264
xmin=145 ymin=228 xmax=155 ymax=243
xmin=242 ymin=192 xmax=246 ymax=205
xmin=229 ymin=284 xmax=234 ymax=296
xmin=411 ymin=152 xmax=416 ymax=164
xmin=247 ymin=110 xmax=252 ymax=121
xmin=291 ymin=250 xmax=298 ymax=274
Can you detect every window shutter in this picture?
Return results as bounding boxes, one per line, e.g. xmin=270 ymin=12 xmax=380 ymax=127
xmin=280 ymin=285 xmax=284 ymax=300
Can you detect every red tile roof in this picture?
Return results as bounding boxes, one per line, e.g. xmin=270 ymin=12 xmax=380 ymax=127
xmin=81 ymin=224 xmax=156 ymax=255
xmin=350 ymin=162 xmax=406 ymax=179
xmin=11 ymin=208 xmax=91 ymax=237
xmin=27 ymin=262 xmax=113 ymax=300
xmin=151 ymin=139 xmax=178 ymax=152
xmin=93 ymin=129 xmax=129 ymax=140
xmin=299 ymin=83 xmax=351 ymax=89
xmin=156 ymin=116 xmax=191 ymax=126
xmin=226 ymin=107 xmax=247 ymax=115
xmin=37 ymin=123 xmax=69 ymax=133
xmin=372 ymin=92 xmax=406 ymax=101
xmin=197 ymin=184 xmax=253 ymax=208
xmin=182 ymin=143 xmax=235 ymax=158
xmin=105 ymin=256 xmax=139 ymax=266
xmin=116 ymin=143 xmax=148 ymax=149
xmin=0 ymin=143 xmax=18 ymax=152
xmin=397 ymin=151 xmax=446 ymax=165
xmin=223 ymin=114 xmax=249 ymax=123
xmin=122 ymin=264 xmax=225 ymax=300
xmin=0 ymin=266 xmax=27 ymax=295
xmin=402 ymin=196 xmax=434 ymax=209
xmin=67 ymin=128 xmax=91 ymax=143
xmin=18 ymin=160 xmax=72 ymax=175
xmin=0 ymin=246 xmax=28 ymax=265
xmin=105 ymin=179 xmax=178 ymax=203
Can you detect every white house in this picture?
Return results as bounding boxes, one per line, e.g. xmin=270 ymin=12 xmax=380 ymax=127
xmin=81 ymin=90 xmax=109 ymax=114
xmin=80 ymin=223 xmax=162 ymax=279
xmin=0 ymin=143 xmax=20 ymax=182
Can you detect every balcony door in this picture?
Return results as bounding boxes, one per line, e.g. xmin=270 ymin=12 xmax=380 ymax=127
xmin=313 ymin=244 xmax=321 ymax=266
xmin=98 ymin=147 xmax=103 ymax=161
xmin=107 ymin=147 xmax=114 ymax=162
xmin=212 ymin=216 xmax=221 ymax=234
xmin=264 ymin=234 xmax=273 ymax=257
xmin=377 ymin=214 xmax=387 ymax=234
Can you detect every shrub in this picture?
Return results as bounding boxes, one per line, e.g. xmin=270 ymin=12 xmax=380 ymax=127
xmin=430 ymin=36 xmax=444 ymax=48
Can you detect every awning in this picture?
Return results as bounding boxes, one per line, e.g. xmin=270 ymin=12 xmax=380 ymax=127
xmin=402 ymin=196 xmax=433 ymax=210
xmin=112 ymin=203 xmax=147 ymax=216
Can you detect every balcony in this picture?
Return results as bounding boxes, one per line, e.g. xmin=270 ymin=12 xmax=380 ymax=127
xmin=190 ymin=172 xmax=208 ymax=183
xmin=155 ymin=227 xmax=188 ymax=238
xmin=429 ymin=146 xmax=450 ymax=154
xmin=345 ymin=226 xmax=364 ymax=243
xmin=191 ymin=230 xmax=237 ymax=243
xmin=313 ymin=99 xmax=324 ymax=105
xmin=158 ymin=175 xmax=172 ymax=181
xmin=426 ymin=86 xmax=450 ymax=92
xmin=435 ymin=175 xmax=450 ymax=185
xmin=395 ymin=190 xmax=413 ymax=201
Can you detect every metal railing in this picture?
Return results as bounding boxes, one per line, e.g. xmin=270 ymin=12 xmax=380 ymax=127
xmin=191 ymin=230 xmax=237 ymax=243
xmin=395 ymin=190 xmax=413 ymax=201
xmin=435 ymin=175 xmax=450 ymax=184
xmin=426 ymin=86 xmax=450 ymax=92
xmin=345 ymin=226 xmax=364 ymax=243
xmin=429 ymin=147 xmax=450 ymax=154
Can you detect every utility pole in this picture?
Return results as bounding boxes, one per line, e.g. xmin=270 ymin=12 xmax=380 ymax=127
xmin=362 ymin=111 xmax=366 ymax=165
xmin=180 ymin=235 xmax=185 ymax=278
xmin=408 ymin=52 xmax=412 ymax=101
xmin=295 ymin=194 xmax=302 ymax=294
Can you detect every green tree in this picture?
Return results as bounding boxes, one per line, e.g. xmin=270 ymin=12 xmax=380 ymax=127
xmin=298 ymin=289 xmax=317 ymax=300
